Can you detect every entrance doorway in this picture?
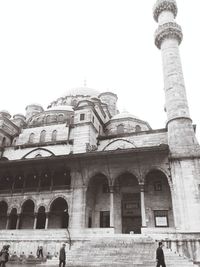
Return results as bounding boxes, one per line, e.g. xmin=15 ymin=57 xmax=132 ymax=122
xmin=122 ymin=193 xmax=141 ymax=234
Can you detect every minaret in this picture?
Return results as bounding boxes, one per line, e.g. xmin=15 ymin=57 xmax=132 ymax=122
xmin=154 ymin=0 xmax=199 ymax=156
xmin=153 ymin=0 xmax=200 ymax=231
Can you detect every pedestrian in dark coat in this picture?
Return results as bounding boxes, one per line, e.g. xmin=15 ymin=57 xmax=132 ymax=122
xmin=156 ymin=242 xmax=166 ymax=267
xmin=59 ymin=243 xmax=66 ymax=267
xmin=0 ymin=245 xmax=10 ymax=267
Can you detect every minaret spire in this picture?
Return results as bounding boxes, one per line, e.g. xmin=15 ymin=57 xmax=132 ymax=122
xmin=153 ymin=0 xmax=199 ymax=156
xmin=153 ymin=0 xmax=200 ymax=232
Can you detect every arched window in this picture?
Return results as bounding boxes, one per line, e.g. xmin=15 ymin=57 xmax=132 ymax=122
xmin=72 ymin=99 xmax=77 ymax=107
xmin=135 ymin=125 xmax=141 ymax=132
xmin=117 ymin=124 xmax=124 ymax=134
xmin=40 ymin=130 xmax=46 ymax=143
xmin=58 ymin=114 xmax=64 ymax=122
xmin=36 ymin=206 xmax=46 ymax=229
xmin=46 ymin=115 xmax=51 ymax=124
xmin=48 ymin=198 xmax=68 ymax=229
xmin=52 ymin=130 xmax=57 ymax=142
xmin=29 ymin=133 xmax=35 ymax=143
xmin=12 ymin=138 xmax=17 ymax=146
xmin=9 ymin=208 xmax=18 ymax=229
xmin=2 ymin=137 xmax=6 ymax=147
xmin=19 ymin=200 xmax=35 ymax=229
xmin=0 ymin=201 xmax=8 ymax=229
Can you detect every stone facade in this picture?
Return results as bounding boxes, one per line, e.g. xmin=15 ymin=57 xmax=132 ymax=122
xmin=0 ymin=0 xmax=199 ymax=263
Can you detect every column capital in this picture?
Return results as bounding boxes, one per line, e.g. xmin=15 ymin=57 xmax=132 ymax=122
xmin=153 ymin=0 xmax=177 ymax=22
xmin=109 ymin=185 xmax=114 ymax=193
xmin=155 ymin=22 xmax=183 ymax=49
xmin=139 ymin=183 xmax=145 ymax=192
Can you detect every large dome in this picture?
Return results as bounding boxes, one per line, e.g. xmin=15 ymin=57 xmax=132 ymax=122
xmin=63 ymin=87 xmax=100 ymax=97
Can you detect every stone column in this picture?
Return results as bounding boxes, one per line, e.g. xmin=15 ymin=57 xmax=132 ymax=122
xmin=33 ymin=213 xmax=37 ymax=229
xmin=109 ymin=186 xmax=114 ymax=228
xmin=45 ymin=213 xmax=49 ymax=229
xmin=16 ymin=214 xmax=20 ymax=229
xmin=139 ymin=184 xmax=146 ymax=227
xmin=5 ymin=215 xmax=9 ymax=230
xmin=70 ymin=186 xmax=87 ymax=229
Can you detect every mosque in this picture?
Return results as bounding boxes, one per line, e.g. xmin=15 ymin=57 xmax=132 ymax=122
xmin=0 ymin=0 xmax=200 ymax=263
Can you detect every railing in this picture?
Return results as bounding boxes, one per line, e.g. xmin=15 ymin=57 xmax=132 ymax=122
xmin=52 ymin=185 xmax=70 ymax=190
xmin=0 ymin=185 xmax=71 ymax=195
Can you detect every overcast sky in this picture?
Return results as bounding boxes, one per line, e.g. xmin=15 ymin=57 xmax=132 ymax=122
xmin=0 ymin=0 xmax=200 ymax=139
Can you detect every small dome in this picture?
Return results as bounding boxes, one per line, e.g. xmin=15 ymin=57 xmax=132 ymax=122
xmin=64 ymin=87 xmax=100 ymax=97
xmin=111 ymin=111 xmax=139 ymax=121
xmin=13 ymin=114 xmax=26 ymax=120
xmin=25 ymin=104 xmax=43 ymax=111
xmin=0 ymin=110 xmax=11 ymax=119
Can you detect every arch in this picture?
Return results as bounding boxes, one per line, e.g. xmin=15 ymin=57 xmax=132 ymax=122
xmin=117 ymin=124 xmax=124 ymax=134
xmin=46 ymin=115 xmax=51 ymax=124
xmin=28 ymin=133 xmax=35 ymax=143
xmin=40 ymin=130 xmax=46 ymax=143
xmin=22 ymin=148 xmax=55 ymax=159
xmin=20 ymin=198 xmax=37 ymax=213
xmin=12 ymin=138 xmax=17 ymax=146
xmin=48 ymin=197 xmax=69 ymax=229
xmin=102 ymin=139 xmax=136 ymax=151
xmin=8 ymin=208 xmax=18 ymax=229
xmin=8 ymin=204 xmax=20 ymax=214
xmin=0 ymin=201 xmax=8 ymax=229
xmin=52 ymin=130 xmax=57 ymax=142
xmin=135 ymin=125 xmax=141 ymax=132
xmin=113 ymin=170 xmax=140 ymax=186
xmin=86 ymin=173 xmax=110 ymax=228
xmin=144 ymin=167 xmax=172 ymax=189
xmin=113 ymin=172 xmax=142 ymax=234
xmin=86 ymin=172 xmax=110 ymax=187
xmin=47 ymin=195 xmax=68 ymax=212
xmin=58 ymin=114 xmax=64 ymax=122
xmin=36 ymin=206 xmax=46 ymax=229
xmin=144 ymin=169 xmax=174 ymax=228
xmin=2 ymin=137 xmax=6 ymax=147
xmin=37 ymin=203 xmax=48 ymax=213
xmin=19 ymin=199 xmax=35 ymax=229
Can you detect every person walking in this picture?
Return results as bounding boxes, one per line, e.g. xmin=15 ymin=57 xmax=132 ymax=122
xmin=156 ymin=241 xmax=166 ymax=267
xmin=37 ymin=246 xmax=43 ymax=258
xmin=59 ymin=243 xmax=66 ymax=267
xmin=0 ymin=245 xmax=10 ymax=267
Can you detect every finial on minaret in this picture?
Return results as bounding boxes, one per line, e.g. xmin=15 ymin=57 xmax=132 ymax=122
xmin=154 ymin=0 xmax=182 ymax=49
xmin=153 ymin=0 xmax=177 ymax=22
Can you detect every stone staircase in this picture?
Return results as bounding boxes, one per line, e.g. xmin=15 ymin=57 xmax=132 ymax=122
xmin=44 ymin=235 xmax=199 ymax=267
xmin=163 ymin=247 xmax=198 ymax=267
